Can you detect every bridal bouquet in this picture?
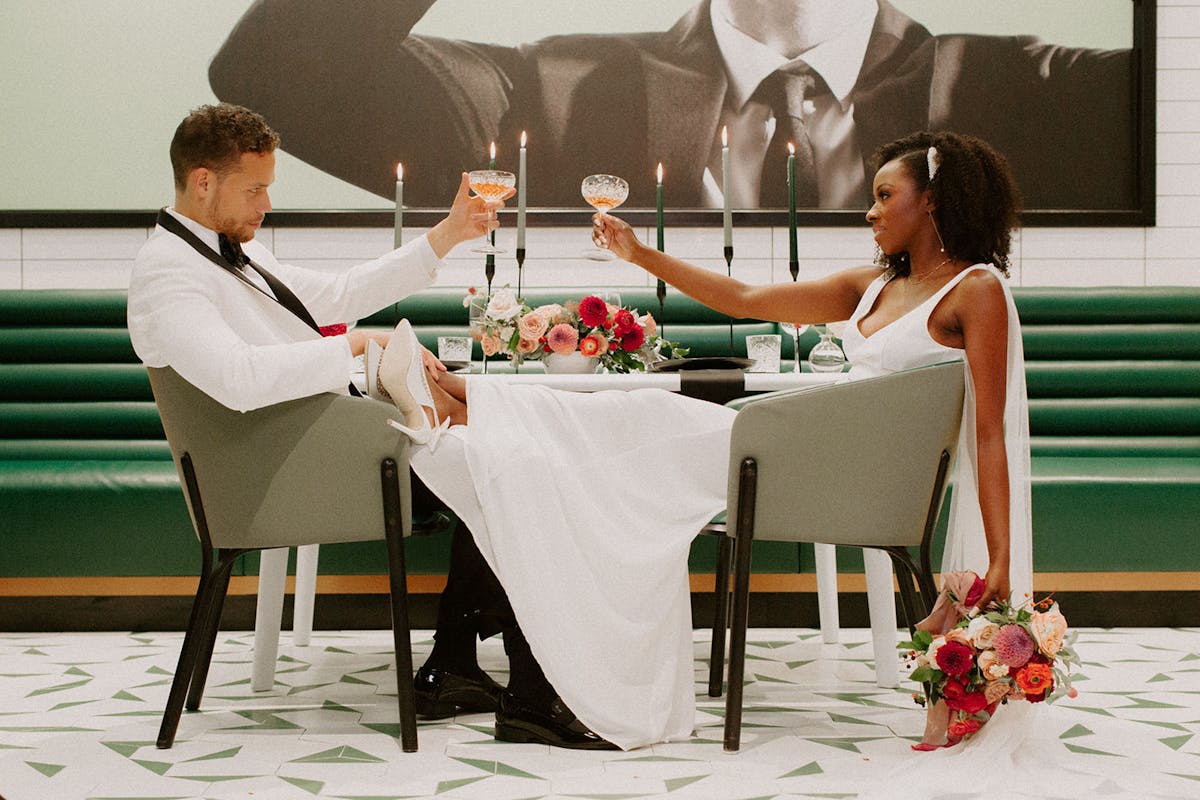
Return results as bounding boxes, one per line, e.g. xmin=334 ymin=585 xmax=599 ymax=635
xmin=464 ymin=287 xmax=687 ymax=373
xmin=901 ymin=571 xmax=1080 ymax=748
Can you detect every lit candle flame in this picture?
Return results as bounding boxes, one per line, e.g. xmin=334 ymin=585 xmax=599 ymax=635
xmin=657 ymin=162 xmax=663 ymax=183
xmin=520 ymin=131 xmax=527 ymax=148
xmin=788 ymin=141 xmax=795 ymax=155
xmin=722 ymin=126 xmax=728 ymax=148
xmin=396 ymin=163 xmax=403 ymax=181
xmin=490 ymin=141 xmax=496 ymax=160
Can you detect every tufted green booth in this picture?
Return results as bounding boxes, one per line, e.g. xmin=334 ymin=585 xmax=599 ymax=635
xmin=2 ymin=286 xmax=1198 ymax=587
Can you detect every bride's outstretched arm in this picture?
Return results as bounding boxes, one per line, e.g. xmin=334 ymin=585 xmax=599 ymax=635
xmin=592 ymin=213 xmax=873 ymax=325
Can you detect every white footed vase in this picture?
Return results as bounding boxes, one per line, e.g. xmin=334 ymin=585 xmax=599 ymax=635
xmin=543 ymin=352 xmax=600 ymax=374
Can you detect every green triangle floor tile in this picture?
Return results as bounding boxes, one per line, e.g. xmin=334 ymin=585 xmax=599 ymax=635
xmin=172 ymin=774 xmax=265 ymax=783
xmin=25 ymin=761 xmax=66 ymax=777
xmin=22 ymin=648 xmax=48 ymax=656
xmin=785 ymin=660 xmax=816 ymax=669
xmin=1068 ymin=706 xmax=1117 ymax=717
xmin=64 ymin=666 xmax=93 ymax=677
xmin=340 ymin=675 xmax=374 ymax=685
xmin=1063 ymin=743 xmax=1126 ymax=757
xmin=112 ymin=690 xmax=143 ymax=702
xmin=324 ymin=646 xmax=355 ymax=654
xmin=827 ymin=713 xmax=885 ymax=727
xmin=1166 ymin=773 xmax=1200 ymax=783
xmin=1159 ymin=734 xmax=1193 ymax=751
xmin=800 ymin=793 xmax=856 ymax=799
xmin=222 ymin=710 xmax=302 ymax=731
xmin=777 ymin=762 xmax=825 ymax=777
xmin=1059 ymin=724 xmax=1093 ymax=739
xmin=146 ymin=665 xmax=173 ymax=676
xmin=291 ymin=745 xmax=386 ymax=764
xmin=286 ymin=682 xmax=334 ymax=695
xmin=452 ymin=756 xmax=541 ymax=779
xmin=322 ymin=700 xmax=359 ymax=714
xmin=1132 ymin=719 xmax=1190 ymax=731
xmin=50 ymin=699 xmax=98 ymax=711
xmin=801 ymin=737 xmax=889 ymax=753
xmin=1181 ymin=653 xmax=1200 ymax=662
xmin=102 ymin=741 xmax=153 ymax=758
xmin=120 ymin=652 xmax=161 ymax=662
xmin=752 ymin=673 xmax=800 ymax=684
xmin=26 ymin=678 xmax=91 ymax=697
xmin=281 ymin=775 xmax=325 ymax=795
xmin=183 ymin=746 xmax=242 ymax=762
xmin=1115 ymin=697 xmax=1186 ymax=710
xmin=0 ymin=725 xmax=98 ymax=732
xmin=132 ymin=758 xmax=174 ymax=775
xmin=664 ymin=775 xmax=708 ymax=791
xmin=435 ymin=775 xmax=489 ymax=793
xmin=1148 ymin=673 xmax=1174 ymax=682
xmin=814 ymin=693 xmax=894 ymax=708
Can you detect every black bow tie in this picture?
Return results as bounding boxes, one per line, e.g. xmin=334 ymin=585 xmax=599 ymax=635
xmin=218 ymin=233 xmax=248 ymax=267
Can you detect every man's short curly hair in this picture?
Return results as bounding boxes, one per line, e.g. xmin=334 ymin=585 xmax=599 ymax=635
xmin=169 ymin=103 xmax=280 ymax=190
xmin=870 ymin=131 xmax=1021 ymax=276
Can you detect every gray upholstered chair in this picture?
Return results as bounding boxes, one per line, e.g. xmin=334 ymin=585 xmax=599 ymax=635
xmin=148 ymin=367 xmax=420 ymax=751
xmin=707 ymin=360 xmax=967 ymax=751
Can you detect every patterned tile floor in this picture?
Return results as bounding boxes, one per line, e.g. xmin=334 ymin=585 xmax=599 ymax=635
xmin=1 ymin=627 xmax=1198 ymax=800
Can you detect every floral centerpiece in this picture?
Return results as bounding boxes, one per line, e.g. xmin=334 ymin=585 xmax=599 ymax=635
xmin=465 ymin=287 xmax=687 ymax=373
xmin=901 ymin=571 xmax=1080 ymax=749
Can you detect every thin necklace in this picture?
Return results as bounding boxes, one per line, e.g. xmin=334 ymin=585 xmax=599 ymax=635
xmin=908 ymin=257 xmax=954 ymax=285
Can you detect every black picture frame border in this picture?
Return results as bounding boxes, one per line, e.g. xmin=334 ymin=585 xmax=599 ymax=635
xmin=0 ymin=0 xmax=1156 ymax=230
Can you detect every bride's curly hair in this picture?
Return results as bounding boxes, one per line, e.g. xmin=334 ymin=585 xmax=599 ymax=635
xmin=870 ymin=131 xmax=1021 ymax=277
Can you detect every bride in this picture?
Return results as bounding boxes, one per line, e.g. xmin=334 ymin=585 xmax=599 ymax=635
xmin=376 ymin=130 xmax=1031 ymax=752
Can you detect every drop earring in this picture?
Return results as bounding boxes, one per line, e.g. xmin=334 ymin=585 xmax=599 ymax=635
xmin=928 ymin=210 xmax=945 ymax=253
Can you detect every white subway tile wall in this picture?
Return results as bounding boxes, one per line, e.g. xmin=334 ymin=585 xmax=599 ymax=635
xmin=7 ymin=2 xmax=1200 ymax=290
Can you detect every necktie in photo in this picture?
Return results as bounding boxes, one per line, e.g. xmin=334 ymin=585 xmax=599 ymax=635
xmin=756 ymin=66 xmax=820 ymax=209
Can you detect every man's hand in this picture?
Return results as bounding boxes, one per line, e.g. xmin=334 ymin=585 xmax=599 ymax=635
xmin=427 ymin=172 xmax=515 ymax=258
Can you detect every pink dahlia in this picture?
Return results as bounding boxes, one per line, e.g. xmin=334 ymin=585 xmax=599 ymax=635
xmin=993 ymin=624 xmax=1036 ymax=668
xmin=545 ymin=323 xmax=579 ymax=355
xmin=578 ymin=295 xmax=609 ymax=328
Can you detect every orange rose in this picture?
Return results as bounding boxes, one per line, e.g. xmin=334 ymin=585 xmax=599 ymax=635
xmin=1030 ymin=609 xmax=1068 ymax=658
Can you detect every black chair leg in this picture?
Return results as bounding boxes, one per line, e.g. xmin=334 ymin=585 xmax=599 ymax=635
xmin=382 ymin=458 xmax=418 ymax=753
xmin=158 ymin=559 xmax=221 ymax=749
xmin=723 ymin=458 xmax=758 ymax=753
xmin=708 ymin=532 xmax=732 ymax=698
xmin=186 ymin=552 xmax=238 ymax=712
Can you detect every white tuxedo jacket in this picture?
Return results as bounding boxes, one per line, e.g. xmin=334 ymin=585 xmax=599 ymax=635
xmin=128 ymin=218 xmax=442 ymax=412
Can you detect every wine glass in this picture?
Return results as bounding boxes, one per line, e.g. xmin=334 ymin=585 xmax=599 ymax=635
xmin=581 ymin=174 xmax=629 ymax=261
xmin=468 ymin=169 xmax=516 ymax=254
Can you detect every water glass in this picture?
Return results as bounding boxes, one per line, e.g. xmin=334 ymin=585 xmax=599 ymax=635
xmin=746 ymin=334 xmax=782 ymax=373
xmin=437 ymin=335 xmax=472 ymax=364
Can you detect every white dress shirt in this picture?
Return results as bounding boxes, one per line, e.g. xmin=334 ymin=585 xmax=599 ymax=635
xmin=129 ymin=211 xmax=442 ymax=412
xmin=703 ymin=1 xmax=876 ymax=209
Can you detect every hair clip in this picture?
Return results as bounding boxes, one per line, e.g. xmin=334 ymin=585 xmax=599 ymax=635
xmin=927 ymin=146 xmax=940 ymax=182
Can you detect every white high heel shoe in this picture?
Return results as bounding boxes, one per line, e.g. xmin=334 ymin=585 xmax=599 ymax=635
xmin=364 ymin=339 xmax=391 ymax=402
xmin=378 ymin=320 xmax=448 ymax=449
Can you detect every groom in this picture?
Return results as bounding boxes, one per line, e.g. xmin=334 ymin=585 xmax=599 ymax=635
xmin=128 ymin=103 xmax=613 ymax=749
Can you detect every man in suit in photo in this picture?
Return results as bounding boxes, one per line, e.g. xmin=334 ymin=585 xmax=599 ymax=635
xmin=210 ymin=0 xmax=1136 ymax=211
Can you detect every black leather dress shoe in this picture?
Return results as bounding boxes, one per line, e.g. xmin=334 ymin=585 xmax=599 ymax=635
xmin=494 ymin=692 xmax=619 ymax=750
xmin=413 ymin=665 xmax=504 ymax=719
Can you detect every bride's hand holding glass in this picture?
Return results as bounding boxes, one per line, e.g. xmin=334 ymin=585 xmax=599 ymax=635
xmin=590 ymin=212 xmax=641 ymax=263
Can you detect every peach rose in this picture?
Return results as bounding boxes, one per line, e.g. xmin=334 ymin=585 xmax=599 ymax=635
xmin=926 ymin=636 xmax=946 ymax=665
xmin=480 ymin=334 xmax=502 ymax=357
xmin=641 ymin=312 xmax=657 ymax=338
xmin=977 ymin=649 xmax=1010 ymax=680
xmin=984 ymin=679 xmax=1011 ymax=704
xmin=944 ymin=627 xmax=972 ymax=646
xmin=518 ymin=311 xmax=550 ymax=340
xmin=967 ymin=616 xmax=1000 ymax=650
xmin=516 ymin=336 xmax=540 ymax=355
xmin=1030 ymin=609 xmax=1068 ymax=658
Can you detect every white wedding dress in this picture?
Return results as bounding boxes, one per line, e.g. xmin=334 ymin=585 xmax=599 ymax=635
xmin=411 ymin=263 xmax=1033 ymax=750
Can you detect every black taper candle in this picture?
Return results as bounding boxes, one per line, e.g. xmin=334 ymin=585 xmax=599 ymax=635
xmin=724 ymin=244 xmax=734 ymax=354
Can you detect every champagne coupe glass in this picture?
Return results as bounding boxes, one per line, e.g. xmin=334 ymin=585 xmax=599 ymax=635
xmin=581 ymin=174 xmax=629 ymax=261
xmin=468 ymin=169 xmax=516 ymax=254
